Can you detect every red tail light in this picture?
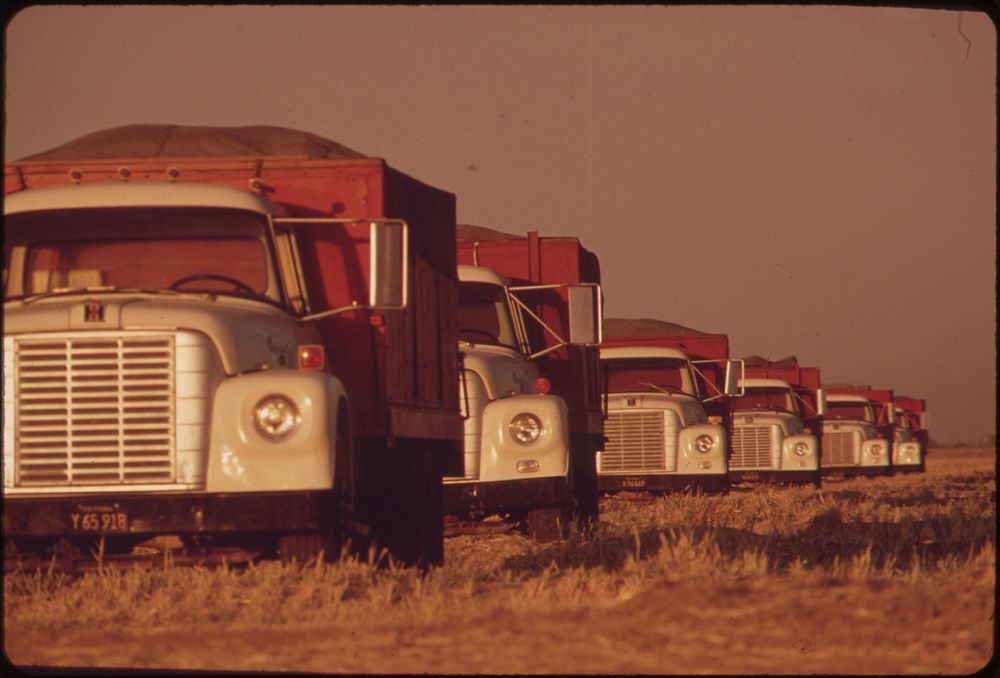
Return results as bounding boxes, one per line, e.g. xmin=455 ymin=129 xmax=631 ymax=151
xmin=298 ymin=344 xmax=325 ymax=370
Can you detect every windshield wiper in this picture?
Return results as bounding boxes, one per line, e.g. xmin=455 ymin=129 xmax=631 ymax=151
xmin=637 ymin=381 xmax=685 ymax=395
xmin=15 ymin=286 xmax=117 ymax=305
xmin=13 ymin=286 xmax=204 ymax=306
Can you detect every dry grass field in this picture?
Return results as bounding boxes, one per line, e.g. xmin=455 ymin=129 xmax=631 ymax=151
xmin=4 ymin=447 xmax=995 ymax=675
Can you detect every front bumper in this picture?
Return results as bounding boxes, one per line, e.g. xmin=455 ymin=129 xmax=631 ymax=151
xmin=597 ymin=473 xmax=729 ymax=494
xmin=821 ymin=465 xmax=893 ymax=478
xmin=443 ymin=476 xmax=570 ymax=516
xmin=2 ymin=490 xmax=335 ymax=538
xmin=891 ymin=462 xmax=925 ymax=473
xmin=728 ymin=469 xmax=821 ymax=486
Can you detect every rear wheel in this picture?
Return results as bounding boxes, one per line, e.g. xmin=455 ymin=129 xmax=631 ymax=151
xmin=369 ymin=444 xmax=444 ymax=569
xmin=569 ymin=436 xmax=600 ymax=533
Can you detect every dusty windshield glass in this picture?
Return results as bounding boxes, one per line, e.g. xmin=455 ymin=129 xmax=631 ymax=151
xmin=458 ymin=282 xmax=519 ymax=349
xmin=604 ymin=358 xmax=696 ymax=396
xmin=826 ymin=401 xmax=874 ymax=422
xmin=5 ymin=207 xmax=278 ymax=302
xmin=734 ymin=387 xmax=797 ymax=414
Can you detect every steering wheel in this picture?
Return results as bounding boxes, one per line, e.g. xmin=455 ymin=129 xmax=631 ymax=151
xmin=169 ymin=274 xmax=256 ymax=295
xmin=459 ymin=328 xmax=498 ymax=342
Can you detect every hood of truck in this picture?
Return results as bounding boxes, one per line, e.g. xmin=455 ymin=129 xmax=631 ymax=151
xmin=605 ymin=391 xmax=706 ymax=427
xmin=4 ymin=294 xmax=317 ymax=375
xmin=459 ymin=342 xmax=539 ymax=399
xmin=733 ymin=410 xmax=804 ymax=435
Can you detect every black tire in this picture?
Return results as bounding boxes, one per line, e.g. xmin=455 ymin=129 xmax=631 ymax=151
xmin=525 ymin=504 xmax=572 ymax=542
xmin=569 ymin=435 xmax=600 ymax=532
xmin=368 ymin=444 xmax=444 ymax=569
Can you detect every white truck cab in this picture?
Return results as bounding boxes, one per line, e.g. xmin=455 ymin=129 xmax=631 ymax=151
xmin=729 ymin=378 xmax=820 ymax=485
xmin=822 ymin=394 xmax=891 ymax=473
xmin=892 ymin=407 xmax=923 ymax=469
xmin=598 ymin=345 xmax=728 ymax=492
xmin=443 ymin=264 xmax=575 ymax=538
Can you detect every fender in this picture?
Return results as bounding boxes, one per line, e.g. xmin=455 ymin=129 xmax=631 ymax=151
xmin=206 ymin=369 xmax=348 ymax=492
xmin=477 ymin=394 xmax=570 ymax=482
xmin=893 ymin=440 xmax=922 ymax=466
xmin=860 ymin=438 xmax=891 ymax=467
xmin=677 ymin=423 xmax=727 ymax=474
xmin=781 ymin=433 xmax=819 ymax=470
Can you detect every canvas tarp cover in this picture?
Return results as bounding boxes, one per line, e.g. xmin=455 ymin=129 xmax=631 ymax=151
xmin=742 ymin=355 xmax=800 ymax=369
xmin=603 ymin=317 xmax=706 ymax=337
xmin=456 ymin=223 xmax=523 ymax=241
xmin=16 ymin=124 xmax=368 ymax=162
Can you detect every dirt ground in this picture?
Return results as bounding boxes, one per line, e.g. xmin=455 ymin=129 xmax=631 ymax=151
xmin=4 ymin=447 xmax=995 ymax=675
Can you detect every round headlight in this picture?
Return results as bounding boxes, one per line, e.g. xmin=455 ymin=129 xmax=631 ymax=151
xmin=695 ymin=434 xmax=715 ymax=453
xmin=253 ymin=395 xmax=300 ymax=441
xmin=794 ymin=442 xmax=809 ymax=456
xmin=510 ymin=413 xmax=543 ymax=445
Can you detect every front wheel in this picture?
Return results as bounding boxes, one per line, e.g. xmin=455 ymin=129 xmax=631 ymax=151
xmin=525 ymin=504 xmax=573 ymax=542
xmin=278 ymin=413 xmax=353 ymax=565
xmin=363 ymin=442 xmax=445 ymax=569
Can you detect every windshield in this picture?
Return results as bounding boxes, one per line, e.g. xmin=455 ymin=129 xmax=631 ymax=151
xmin=826 ymin=401 xmax=875 ymax=422
xmin=733 ymin=387 xmax=799 ymax=415
xmin=458 ymin=281 xmax=519 ymax=349
xmin=5 ymin=207 xmax=279 ymax=302
xmin=604 ymin=357 xmax=697 ymax=396
xmin=895 ymin=412 xmax=912 ymax=430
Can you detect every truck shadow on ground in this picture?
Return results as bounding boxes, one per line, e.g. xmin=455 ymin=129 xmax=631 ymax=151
xmin=499 ymin=510 xmax=996 ymax=577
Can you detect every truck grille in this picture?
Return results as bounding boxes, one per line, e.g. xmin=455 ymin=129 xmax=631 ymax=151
xmin=600 ymin=410 xmax=678 ymax=473
xmin=730 ymin=425 xmax=779 ymax=469
xmin=823 ymin=431 xmax=860 ymax=466
xmin=13 ymin=335 xmax=176 ymax=486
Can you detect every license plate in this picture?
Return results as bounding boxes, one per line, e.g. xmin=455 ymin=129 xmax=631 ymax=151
xmin=70 ymin=506 xmax=130 ymax=532
xmin=621 ymin=476 xmax=647 ymax=489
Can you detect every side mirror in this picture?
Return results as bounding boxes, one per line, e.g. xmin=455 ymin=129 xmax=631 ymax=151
xmin=816 ymin=388 xmax=827 ymax=416
xmin=567 ymin=284 xmax=601 ymax=346
xmin=723 ymin=359 xmax=744 ymax=396
xmin=369 ymin=220 xmax=408 ymax=309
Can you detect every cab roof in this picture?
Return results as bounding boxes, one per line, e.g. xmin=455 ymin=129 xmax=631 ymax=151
xmin=457 ymin=264 xmax=510 ymax=286
xmin=4 ymin=181 xmax=283 ymax=216
xmin=826 ymin=393 xmax=871 ymax=404
xmin=601 ymin=345 xmax=690 ymax=361
xmin=739 ymin=377 xmax=793 ymax=390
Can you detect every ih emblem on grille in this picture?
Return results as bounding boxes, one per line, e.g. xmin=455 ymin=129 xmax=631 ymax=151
xmin=84 ymin=299 xmax=105 ymax=322
xmin=744 ymin=416 xmax=754 ymax=424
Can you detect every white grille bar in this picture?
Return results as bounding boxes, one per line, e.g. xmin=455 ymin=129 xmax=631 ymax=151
xmin=823 ymin=431 xmax=861 ymax=466
xmin=14 ymin=335 xmax=177 ymax=486
xmin=600 ymin=410 xmax=679 ymax=473
xmin=730 ymin=424 xmax=780 ymax=469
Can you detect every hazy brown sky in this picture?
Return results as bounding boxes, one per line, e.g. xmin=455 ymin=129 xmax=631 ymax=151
xmin=4 ymin=5 xmax=996 ymax=444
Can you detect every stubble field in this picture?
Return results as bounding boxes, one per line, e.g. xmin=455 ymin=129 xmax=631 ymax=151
xmin=4 ymin=447 xmax=995 ymax=675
